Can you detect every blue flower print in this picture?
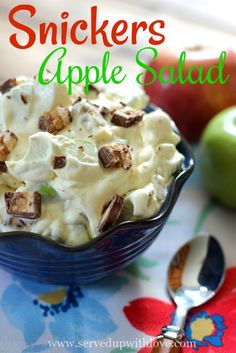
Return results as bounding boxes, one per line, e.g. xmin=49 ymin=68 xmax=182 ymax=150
xmin=0 ymin=274 xmax=129 ymax=353
xmin=185 ymin=311 xmax=227 ymax=350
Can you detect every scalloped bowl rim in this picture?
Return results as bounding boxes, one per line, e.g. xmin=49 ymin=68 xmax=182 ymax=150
xmin=0 ymin=107 xmax=194 ymax=252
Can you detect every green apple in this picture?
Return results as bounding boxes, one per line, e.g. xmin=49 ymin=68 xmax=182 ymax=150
xmin=200 ymin=106 xmax=236 ymax=208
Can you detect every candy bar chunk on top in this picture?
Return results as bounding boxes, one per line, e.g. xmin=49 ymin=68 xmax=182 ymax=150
xmin=5 ymin=192 xmax=41 ymax=219
xmin=38 ymin=106 xmax=72 ymax=134
xmin=98 ymin=144 xmax=132 ymax=170
xmin=8 ymin=217 xmax=26 ymax=228
xmin=111 ymin=107 xmax=144 ymax=127
xmin=53 ymin=156 xmax=67 ymax=169
xmin=0 ymin=162 xmax=7 ymax=174
xmin=89 ymin=102 xmax=110 ymax=117
xmin=87 ymin=84 xmax=100 ymax=97
xmin=0 ymin=130 xmax=18 ymax=162
xmin=0 ymin=78 xmax=17 ymax=94
xmin=72 ymin=96 xmax=82 ymax=105
xmin=99 ymin=195 xmax=124 ymax=231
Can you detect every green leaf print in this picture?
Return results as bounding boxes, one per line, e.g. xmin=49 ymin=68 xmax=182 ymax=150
xmin=194 ymin=200 xmax=216 ymax=235
xmin=124 ymin=256 xmax=158 ymax=281
xmin=167 ymin=219 xmax=181 ymax=226
xmin=137 ymin=258 xmax=159 ymax=268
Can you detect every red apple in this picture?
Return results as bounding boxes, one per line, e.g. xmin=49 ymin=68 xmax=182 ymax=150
xmin=144 ymin=46 xmax=236 ymax=142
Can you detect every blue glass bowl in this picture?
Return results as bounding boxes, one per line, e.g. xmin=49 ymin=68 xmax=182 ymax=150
xmin=0 ymin=106 xmax=194 ymax=284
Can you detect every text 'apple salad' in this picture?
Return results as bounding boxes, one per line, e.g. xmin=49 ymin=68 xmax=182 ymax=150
xmin=0 ymin=75 xmax=184 ymax=246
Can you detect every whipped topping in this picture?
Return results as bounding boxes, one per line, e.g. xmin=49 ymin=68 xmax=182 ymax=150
xmin=0 ymin=76 xmax=184 ymax=246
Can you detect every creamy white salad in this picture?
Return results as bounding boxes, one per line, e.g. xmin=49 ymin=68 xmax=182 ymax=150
xmin=0 ymin=75 xmax=184 ymax=246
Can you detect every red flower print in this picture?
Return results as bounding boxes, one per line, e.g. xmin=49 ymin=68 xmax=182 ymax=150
xmin=124 ymin=297 xmax=172 ymax=336
xmin=124 ymin=267 xmax=236 ymax=352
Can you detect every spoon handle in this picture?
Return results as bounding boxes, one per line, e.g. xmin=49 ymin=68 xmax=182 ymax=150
xmin=150 ymin=325 xmax=184 ymax=353
xmin=151 ymin=337 xmax=181 ymax=353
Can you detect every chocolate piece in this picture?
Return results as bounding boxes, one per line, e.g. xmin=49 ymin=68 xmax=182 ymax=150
xmin=111 ymin=107 xmax=144 ymax=127
xmin=98 ymin=144 xmax=132 ymax=170
xmin=38 ymin=107 xmax=72 ymax=134
xmin=0 ymin=143 xmax=8 ymax=163
xmin=0 ymin=130 xmax=18 ymax=161
xmin=78 ymin=146 xmax=85 ymax=152
xmin=0 ymin=162 xmax=7 ymax=174
xmin=88 ymin=84 xmax=100 ymax=95
xmin=5 ymin=191 xmax=41 ymax=219
xmin=99 ymin=106 xmax=110 ymax=117
xmin=98 ymin=195 xmax=124 ymax=231
xmin=88 ymin=102 xmax=110 ymax=117
xmin=72 ymin=96 xmax=82 ymax=105
xmin=20 ymin=94 xmax=28 ymax=104
xmin=53 ymin=156 xmax=67 ymax=169
xmin=9 ymin=217 xmax=26 ymax=228
xmin=0 ymin=78 xmax=17 ymax=94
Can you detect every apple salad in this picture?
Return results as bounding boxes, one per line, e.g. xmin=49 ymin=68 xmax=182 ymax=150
xmin=0 ymin=75 xmax=184 ymax=246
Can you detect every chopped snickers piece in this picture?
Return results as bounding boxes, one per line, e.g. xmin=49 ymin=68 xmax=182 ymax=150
xmin=78 ymin=145 xmax=85 ymax=152
xmin=72 ymin=96 xmax=82 ymax=105
xmin=0 ymin=130 xmax=18 ymax=161
xmin=5 ymin=191 xmax=41 ymax=219
xmin=111 ymin=107 xmax=144 ymax=128
xmin=0 ymin=162 xmax=7 ymax=174
xmin=98 ymin=144 xmax=132 ymax=170
xmin=88 ymin=84 xmax=100 ymax=95
xmin=0 ymin=78 xmax=17 ymax=94
xmin=98 ymin=195 xmax=124 ymax=231
xmin=88 ymin=102 xmax=110 ymax=117
xmin=0 ymin=143 xmax=8 ymax=162
xmin=9 ymin=217 xmax=26 ymax=228
xmin=20 ymin=94 xmax=28 ymax=104
xmin=53 ymin=156 xmax=67 ymax=169
xmin=38 ymin=107 xmax=72 ymax=134
xmin=99 ymin=106 xmax=110 ymax=117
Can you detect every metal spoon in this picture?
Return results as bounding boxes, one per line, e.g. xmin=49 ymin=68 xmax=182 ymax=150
xmin=151 ymin=235 xmax=225 ymax=353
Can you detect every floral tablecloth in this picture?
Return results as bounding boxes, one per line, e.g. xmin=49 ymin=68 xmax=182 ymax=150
xmin=1 ymin=148 xmax=236 ymax=353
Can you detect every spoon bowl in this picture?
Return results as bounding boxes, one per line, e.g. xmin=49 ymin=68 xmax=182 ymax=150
xmin=151 ymin=235 xmax=225 ymax=353
xmin=168 ymin=235 xmax=225 ymax=310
